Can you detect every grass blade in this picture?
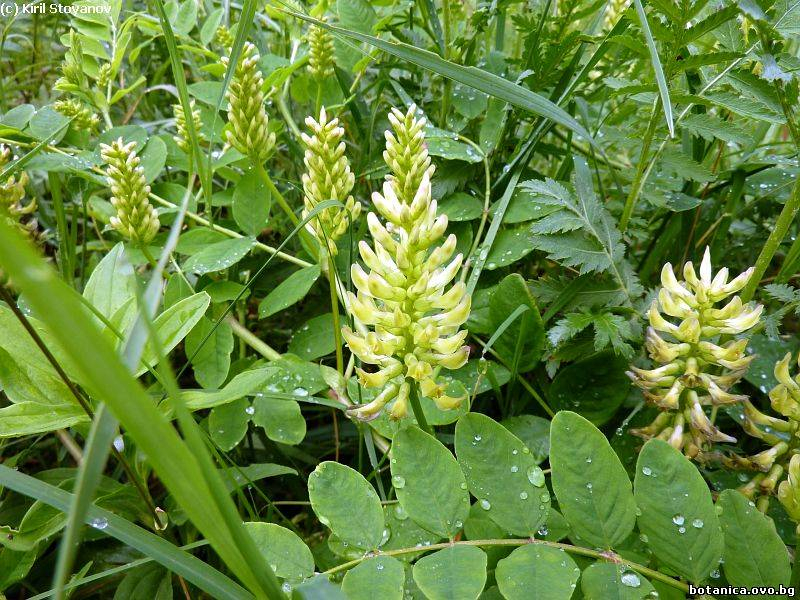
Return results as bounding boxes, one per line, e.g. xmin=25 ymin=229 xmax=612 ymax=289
xmin=285 ymin=11 xmax=598 ymax=148
xmin=0 ymin=220 xmax=282 ymax=598
xmin=0 ymin=464 xmax=250 ymax=600
xmin=633 ymin=0 xmax=674 ymax=137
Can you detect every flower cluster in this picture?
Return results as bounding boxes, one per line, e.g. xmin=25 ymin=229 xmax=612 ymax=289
xmin=342 ymin=106 xmax=471 ymax=420
xmin=173 ymin=99 xmax=203 ymax=153
xmin=0 ymin=145 xmax=36 ymax=238
xmin=215 ymin=25 xmax=234 ymax=49
xmin=603 ymin=0 xmax=629 ymax=30
xmin=300 ymin=108 xmax=360 ymax=256
xmin=221 ymin=42 xmax=275 ymax=164
xmin=734 ymin=353 xmax=799 ymax=515
xmin=307 ymin=21 xmax=334 ymax=81
xmin=55 ymin=31 xmax=87 ymax=91
xmin=54 ymin=98 xmax=100 ymax=132
xmin=100 ymin=138 xmax=160 ymax=244
xmin=627 ymin=248 xmax=762 ymax=459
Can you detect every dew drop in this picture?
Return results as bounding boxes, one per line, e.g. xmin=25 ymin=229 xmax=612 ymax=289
xmin=480 ymin=499 xmax=491 ymax=510
xmin=392 ymin=475 xmax=406 ymax=489
xmin=620 ymin=572 xmax=641 ymax=588
xmin=519 ymin=491 xmax=528 ymax=500
xmin=692 ymin=518 xmax=704 ymax=528
xmin=245 ymin=405 xmax=255 ymax=415
xmin=641 ymin=466 xmax=652 ymax=476
xmin=90 ymin=517 xmax=108 ymax=530
xmin=672 ymin=514 xmax=685 ymax=526
xmin=527 ymin=466 xmax=545 ymax=487
xmin=510 ymin=465 xmax=519 ymax=473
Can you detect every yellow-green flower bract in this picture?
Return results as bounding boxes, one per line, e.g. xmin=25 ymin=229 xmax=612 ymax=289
xmin=54 ymin=98 xmax=100 ymax=132
xmin=779 ymin=455 xmax=800 ymax=528
xmin=307 ymin=22 xmax=334 ymax=80
xmin=173 ymin=99 xmax=203 ymax=153
xmin=342 ymin=105 xmax=471 ymax=420
xmin=301 ymin=107 xmax=360 ymax=256
xmin=0 ymin=145 xmax=36 ymax=238
xmin=627 ymin=247 xmax=762 ymax=459
xmin=56 ymin=30 xmax=87 ymax=91
xmin=100 ymin=138 xmax=160 ymax=244
xmin=221 ymin=42 xmax=275 ymax=164
xmin=215 ymin=25 xmax=234 ymax=49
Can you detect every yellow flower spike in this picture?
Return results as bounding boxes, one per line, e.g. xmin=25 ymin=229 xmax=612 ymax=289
xmin=628 ymin=247 xmax=761 ymax=460
xmin=99 ymin=138 xmax=160 ymax=244
xmin=307 ymin=20 xmax=335 ymax=81
xmin=0 ymin=145 xmax=36 ymax=240
xmin=778 ymin=455 xmax=800 ymax=526
xmin=221 ymin=42 xmax=275 ymax=164
xmin=300 ymin=107 xmax=360 ymax=256
xmin=343 ymin=105 xmax=471 ymax=422
xmin=173 ymin=99 xmax=203 ymax=153
xmin=54 ymin=98 xmax=100 ymax=133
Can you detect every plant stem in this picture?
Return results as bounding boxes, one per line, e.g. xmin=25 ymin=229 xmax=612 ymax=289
xmin=619 ymin=99 xmax=661 ymax=233
xmin=407 ymin=379 xmax=432 ymax=435
xmin=741 ymin=175 xmax=800 ymax=303
xmin=322 ymin=537 xmax=689 ymax=591
xmin=225 ymin=315 xmax=281 ymax=361
xmin=327 ymin=254 xmax=344 ymax=374
xmin=253 ymin=162 xmax=299 ymax=227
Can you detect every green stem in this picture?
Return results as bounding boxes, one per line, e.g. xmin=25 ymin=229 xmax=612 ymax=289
xmin=439 ymin=0 xmax=452 ymax=127
xmin=327 ymin=254 xmax=344 ymax=374
xmin=322 ymin=537 xmax=689 ymax=591
xmin=407 ymin=378 xmax=432 ymax=435
xmin=619 ymin=100 xmax=661 ymax=233
xmin=315 ymin=81 xmax=323 ymax=116
xmin=225 ymin=315 xmax=281 ymax=361
xmin=741 ymin=176 xmax=800 ymax=303
xmin=253 ymin=162 xmax=299 ymax=227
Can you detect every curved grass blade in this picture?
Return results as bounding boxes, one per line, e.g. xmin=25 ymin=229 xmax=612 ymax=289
xmin=0 ymin=220 xmax=282 ymax=598
xmin=633 ymin=0 xmax=674 ymax=137
xmin=284 ymin=10 xmax=597 ymax=148
xmin=0 ymin=465 xmax=250 ymax=600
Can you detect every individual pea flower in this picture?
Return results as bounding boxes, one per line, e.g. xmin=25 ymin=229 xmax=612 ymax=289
xmin=341 ymin=105 xmax=471 ymax=420
xmin=221 ymin=42 xmax=275 ymax=164
xmin=779 ymin=454 xmax=800 ymax=529
xmin=300 ymin=107 xmax=360 ymax=256
xmin=307 ymin=20 xmax=334 ymax=81
xmin=215 ymin=25 xmax=234 ymax=49
xmin=0 ymin=145 xmax=36 ymax=238
xmin=603 ymin=0 xmax=629 ymax=30
xmin=627 ymin=248 xmax=762 ymax=459
xmin=173 ymin=99 xmax=203 ymax=153
xmin=54 ymin=98 xmax=100 ymax=132
xmin=99 ymin=138 xmax=160 ymax=244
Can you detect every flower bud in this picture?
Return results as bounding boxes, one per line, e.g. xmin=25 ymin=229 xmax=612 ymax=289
xmin=307 ymin=20 xmax=335 ymax=81
xmin=173 ymin=99 xmax=203 ymax=154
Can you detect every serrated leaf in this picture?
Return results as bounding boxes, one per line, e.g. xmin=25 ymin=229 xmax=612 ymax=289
xmin=717 ymin=489 xmax=790 ymax=595
xmin=342 ymin=556 xmax=404 ymax=600
xmin=550 ymin=411 xmax=636 ymax=548
xmin=495 ymin=545 xmax=579 ymax=600
xmin=412 ymin=546 xmax=486 ymax=600
xmin=455 ymin=413 xmax=549 ymax=536
xmin=308 ymin=462 xmax=385 ymax=550
xmin=390 ymin=426 xmax=470 ymax=539
xmin=660 ymin=149 xmax=715 ymax=183
xmin=634 ymin=439 xmax=724 ymax=583
xmin=682 ymin=113 xmax=754 ymax=145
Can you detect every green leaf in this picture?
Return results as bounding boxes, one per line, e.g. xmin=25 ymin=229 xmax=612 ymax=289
xmin=488 ymin=274 xmax=544 ymax=373
xmin=495 ymin=545 xmax=579 ymax=600
xmin=178 ymin=367 xmax=278 ymax=412
xmin=550 ymin=411 xmax=636 ymax=549
xmin=113 ymin=565 xmax=172 ymax=600
xmin=173 ymin=0 xmax=198 ymax=36
xmin=455 ymin=413 xmax=549 ymax=536
xmin=209 ymin=398 xmax=249 ymax=451
xmin=502 ymin=415 xmax=550 ymax=464
xmin=259 ymin=265 xmax=321 ymax=318
xmin=141 ymin=137 xmax=167 ymax=183
xmin=716 ymin=489 xmax=790 ymax=594
xmin=182 ymin=237 xmax=255 ymax=275
xmin=682 ymin=113 xmax=753 ymax=145
xmin=233 ymin=169 xmax=271 ymax=237
xmin=139 ymin=292 xmax=210 ymax=374
xmin=342 ymin=556 xmax=405 ymax=600
xmin=28 ymin=107 xmax=71 ymax=143
xmin=82 ymin=242 xmax=136 ymax=319
xmin=185 ymin=317 xmax=234 ymax=389
xmin=0 ymin=402 xmax=88 ymax=437
xmin=308 ymin=461 xmax=385 ymax=550
xmin=252 ymin=396 xmax=306 ymax=445
xmin=412 ymin=545 xmax=487 ymax=600
xmin=337 ymin=0 xmax=377 ymax=34
xmin=634 ymin=439 xmax=724 ymax=583
xmin=549 ymin=351 xmax=630 ymax=425
xmin=580 ymin=563 xmax=656 ymax=599
xmin=288 ymin=313 xmax=337 ymax=360
xmin=660 ymin=149 xmax=715 ymax=183
xmin=438 ymin=192 xmax=483 ymax=222
xmin=482 ymin=224 xmax=536 ymax=269
xmin=245 ymin=522 xmax=314 ymax=582
xmin=219 ymin=462 xmax=297 ymax=492
xmin=390 ymin=426 xmax=470 ymax=539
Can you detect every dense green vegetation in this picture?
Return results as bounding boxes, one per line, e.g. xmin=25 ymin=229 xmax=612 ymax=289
xmin=0 ymin=0 xmax=799 ymax=597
